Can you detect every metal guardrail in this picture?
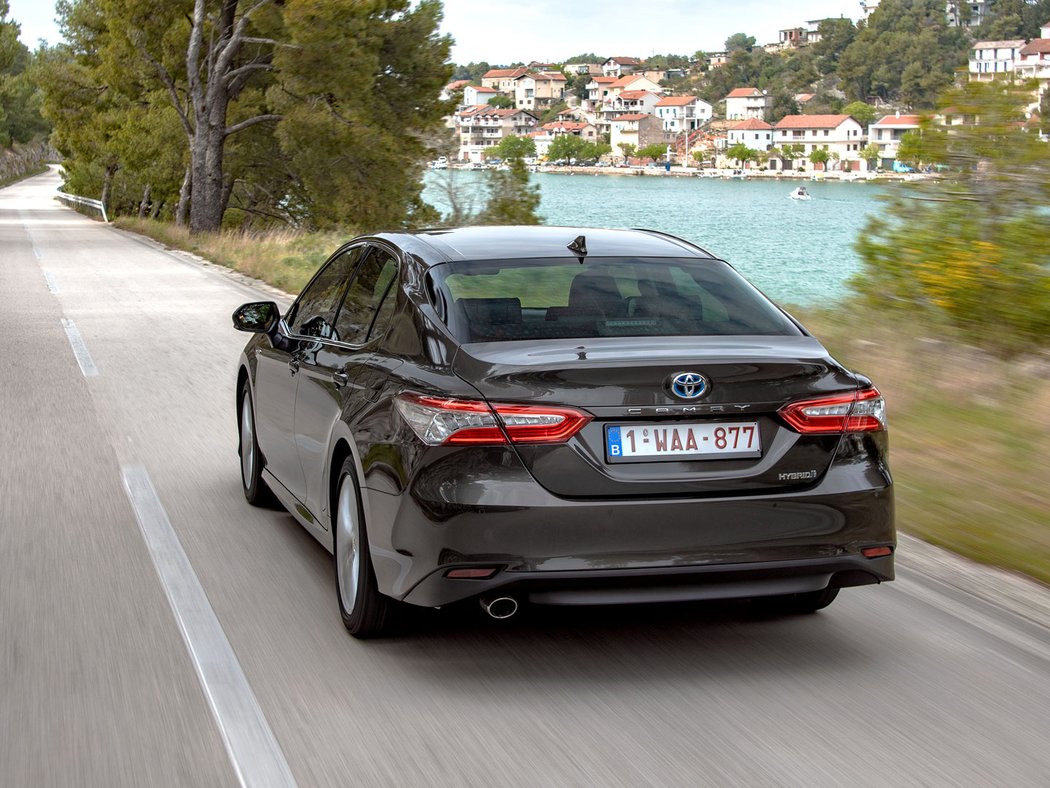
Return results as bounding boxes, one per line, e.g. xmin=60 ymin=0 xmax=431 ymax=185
xmin=56 ymin=191 xmax=109 ymax=223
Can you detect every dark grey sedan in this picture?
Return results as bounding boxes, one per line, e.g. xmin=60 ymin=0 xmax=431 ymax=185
xmin=233 ymin=226 xmax=894 ymax=637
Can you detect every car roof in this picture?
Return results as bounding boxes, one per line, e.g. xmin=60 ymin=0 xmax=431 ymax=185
xmin=372 ymin=226 xmax=716 ymax=265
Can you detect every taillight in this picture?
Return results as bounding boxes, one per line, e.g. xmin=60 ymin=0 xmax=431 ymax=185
xmin=395 ymin=393 xmax=591 ymax=446
xmin=778 ymin=387 xmax=886 ymax=434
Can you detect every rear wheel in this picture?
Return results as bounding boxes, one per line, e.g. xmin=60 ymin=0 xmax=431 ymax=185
xmin=754 ymin=587 xmax=839 ymax=616
xmin=334 ymin=458 xmax=400 ymax=638
xmin=239 ymin=381 xmax=275 ymax=507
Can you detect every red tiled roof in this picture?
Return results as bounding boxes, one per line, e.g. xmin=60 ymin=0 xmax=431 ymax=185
xmin=482 ymin=67 xmax=529 ymax=79
xmin=656 ymin=95 xmax=700 ymax=106
xmin=726 ymin=87 xmax=763 ymax=98
xmin=874 ymin=114 xmax=921 ymax=126
xmin=775 ymin=114 xmax=852 ymax=129
xmin=614 ymin=113 xmax=651 ymax=121
xmin=534 ymin=71 xmax=567 ymax=81
xmin=445 ymin=80 xmax=470 ymax=91
xmin=794 ymin=93 xmax=815 ymax=102
xmin=590 ymin=76 xmax=616 ymax=84
xmin=1020 ymin=38 xmax=1050 ymax=55
xmin=618 ymin=90 xmax=655 ymax=100
xmin=731 ymin=118 xmax=772 ymax=130
xmin=607 ymin=56 xmax=642 ymax=65
xmin=611 ymin=74 xmax=651 ymax=89
xmin=471 ymin=85 xmax=498 ymax=93
xmin=543 ymin=121 xmax=589 ymax=131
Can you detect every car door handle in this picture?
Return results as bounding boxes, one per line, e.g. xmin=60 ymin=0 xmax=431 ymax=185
xmin=331 ymin=370 xmax=350 ymax=387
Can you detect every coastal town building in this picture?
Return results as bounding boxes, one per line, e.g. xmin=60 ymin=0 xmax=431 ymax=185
xmin=1016 ymin=25 xmax=1050 ymax=106
xmin=602 ymin=57 xmax=642 ymax=78
xmin=859 ymin=1 xmax=880 ymax=18
xmin=655 ymin=96 xmax=713 ymax=133
xmin=947 ymin=1 xmax=987 ymax=28
xmin=564 ymin=62 xmax=603 ymax=78
xmin=586 ymin=76 xmax=617 ymax=107
xmin=868 ymin=113 xmax=921 ymax=169
xmin=542 ymin=120 xmax=599 ymax=141
xmin=607 ymin=74 xmax=663 ymax=98
xmin=481 ymin=67 xmax=529 ymax=94
xmin=610 ymin=113 xmax=671 ymax=158
xmin=969 ymin=40 xmax=1025 ymax=78
xmin=463 ymin=85 xmax=498 ymax=107
xmin=514 ymin=71 xmax=566 ymax=112
xmin=455 ymin=106 xmax=538 ymax=162
xmin=727 ymin=118 xmax=774 ymax=151
xmin=725 ymin=88 xmax=770 ymax=121
xmin=770 ymin=114 xmax=867 ymax=170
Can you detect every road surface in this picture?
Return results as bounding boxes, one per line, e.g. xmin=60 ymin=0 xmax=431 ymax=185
xmin=3 ymin=168 xmax=1050 ymax=787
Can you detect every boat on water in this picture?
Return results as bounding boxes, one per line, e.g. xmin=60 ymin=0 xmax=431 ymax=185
xmin=789 ymin=186 xmax=811 ymax=201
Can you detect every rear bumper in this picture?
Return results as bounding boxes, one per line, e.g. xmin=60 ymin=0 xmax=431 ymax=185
xmin=402 ymin=553 xmax=894 ymax=607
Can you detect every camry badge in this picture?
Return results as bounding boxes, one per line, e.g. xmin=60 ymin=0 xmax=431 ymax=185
xmin=669 ymin=372 xmax=708 ymax=400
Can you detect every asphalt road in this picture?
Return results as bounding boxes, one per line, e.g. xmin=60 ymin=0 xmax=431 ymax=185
xmin=4 ymin=168 xmax=1050 ymax=787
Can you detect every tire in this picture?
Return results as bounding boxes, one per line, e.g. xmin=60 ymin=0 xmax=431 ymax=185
xmin=333 ymin=458 xmax=401 ymax=638
xmin=754 ymin=587 xmax=839 ymax=616
xmin=239 ymin=380 xmax=276 ymax=507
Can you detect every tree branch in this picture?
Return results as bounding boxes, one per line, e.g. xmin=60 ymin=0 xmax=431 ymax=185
xmin=224 ymin=113 xmax=283 ymax=137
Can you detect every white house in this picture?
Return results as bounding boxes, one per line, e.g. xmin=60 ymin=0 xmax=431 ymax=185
xmin=463 ymin=85 xmax=498 ymax=107
xmin=542 ymin=121 xmax=599 ymax=141
xmin=727 ymin=118 xmax=774 ymax=151
xmin=1017 ymin=29 xmax=1050 ymax=107
xmin=948 ymin=0 xmax=987 ymax=28
xmin=456 ymin=106 xmax=539 ymax=162
xmin=771 ymin=114 xmax=867 ymax=171
xmin=586 ymin=76 xmax=617 ymax=107
xmin=969 ymin=40 xmax=1025 ymax=79
xmin=655 ymin=96 xmax=713 ymax=133
xmin=868 ymin=113 xmax=921 ymax=168
xmin=602 ymin=56 xmax=642 ymax=78
xmin=724 ymin=88 xmax=770 ymax=121
xmin=606 ymin=74 xmax=664 ymax=100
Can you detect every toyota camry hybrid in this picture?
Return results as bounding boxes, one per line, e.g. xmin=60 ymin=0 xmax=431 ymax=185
xmin=232 ymin=226 xmax=894 ymax=637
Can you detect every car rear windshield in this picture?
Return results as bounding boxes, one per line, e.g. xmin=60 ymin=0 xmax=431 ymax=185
xmin=429 ymin=257 xmax=802 ymax=343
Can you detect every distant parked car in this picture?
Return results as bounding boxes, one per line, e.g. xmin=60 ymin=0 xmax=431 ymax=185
xmin=232 ymin=227 xmax=895 ymax=637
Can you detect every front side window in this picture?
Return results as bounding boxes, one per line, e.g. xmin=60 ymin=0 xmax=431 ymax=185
xmin=333 ymin=247 xmax=399 ymax=345
xmin=287 ymin=247 xmax=363 ymax=339
xmin=431 ymin=257 xmax=801 ymax=343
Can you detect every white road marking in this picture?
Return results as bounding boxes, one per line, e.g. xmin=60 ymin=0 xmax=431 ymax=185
xmin=44 ymin=271 xmax=60 ymax=293
xmin=59 ymin=318 xmax=99 ymax=377
xmin=122 ymin=466 xmax=298 ymax=788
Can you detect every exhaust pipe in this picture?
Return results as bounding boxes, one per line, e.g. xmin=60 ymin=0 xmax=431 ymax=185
xmin=480 ymin=596 xmax=518 ymax=620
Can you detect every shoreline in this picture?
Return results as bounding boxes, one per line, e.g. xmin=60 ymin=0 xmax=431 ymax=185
xmin=445 ymin=163 xmax=928 ymax=183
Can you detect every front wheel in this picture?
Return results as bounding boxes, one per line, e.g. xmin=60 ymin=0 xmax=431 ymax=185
xmin=334 ymin=458 xmax=401 ymax=638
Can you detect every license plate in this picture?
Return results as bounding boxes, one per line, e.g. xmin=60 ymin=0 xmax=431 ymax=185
xmin=605 ymin=422 xmax=761 ymax=463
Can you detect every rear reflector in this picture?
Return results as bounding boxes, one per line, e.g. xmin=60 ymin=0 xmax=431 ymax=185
xmin=779 ymin=387 xmax=886 ymax=434
xmin=861 ymin=546 xmax=894 ymax=558
xmin=395 ymin=393 xmax=591 ymax=446
xmin=445 ymin=567 xmax=500 ymax=579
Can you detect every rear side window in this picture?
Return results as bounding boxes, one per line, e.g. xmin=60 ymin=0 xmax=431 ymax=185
xmin=333 ymin=247 xmax=399 ymax=345
xmin=431 ymin=257 xmax=800 ymax=343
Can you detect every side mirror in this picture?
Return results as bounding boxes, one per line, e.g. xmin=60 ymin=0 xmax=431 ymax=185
xmin=232 ymin=301 xmax=279 ymax=334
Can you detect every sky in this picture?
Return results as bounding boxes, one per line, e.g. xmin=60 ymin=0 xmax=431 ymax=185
xmin=5 ymin=0 xmax=867 ymax=62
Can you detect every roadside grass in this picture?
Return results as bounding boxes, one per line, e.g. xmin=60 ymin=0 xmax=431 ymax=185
xmin=116 ymin=217 xmax=349 ymax=295
xmin=802 ymin=306 xmax=1050 ymax=586
xmin=106 ymin=216 xmax=1050 ymax=586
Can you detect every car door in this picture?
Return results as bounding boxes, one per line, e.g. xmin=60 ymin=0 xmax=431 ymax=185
xmin=294 ymin=244 xmax=402 ymax=526
xmin=254 ymin=247 xmax=359 ymax=503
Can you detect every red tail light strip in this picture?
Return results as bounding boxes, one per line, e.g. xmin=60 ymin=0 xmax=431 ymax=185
xmin=395 ymin=393 xmax=592 ymax=446
xmin=778 ymin=387 xmax=886 ymax=435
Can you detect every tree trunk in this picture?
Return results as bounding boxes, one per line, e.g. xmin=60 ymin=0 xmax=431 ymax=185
xmin=175 ymin=165 xmax=192 ymax=227
xmin=138 ymin=184 xmax=152 ymax=218
xmin=101 ymin=164 xmax=118 ymax=214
